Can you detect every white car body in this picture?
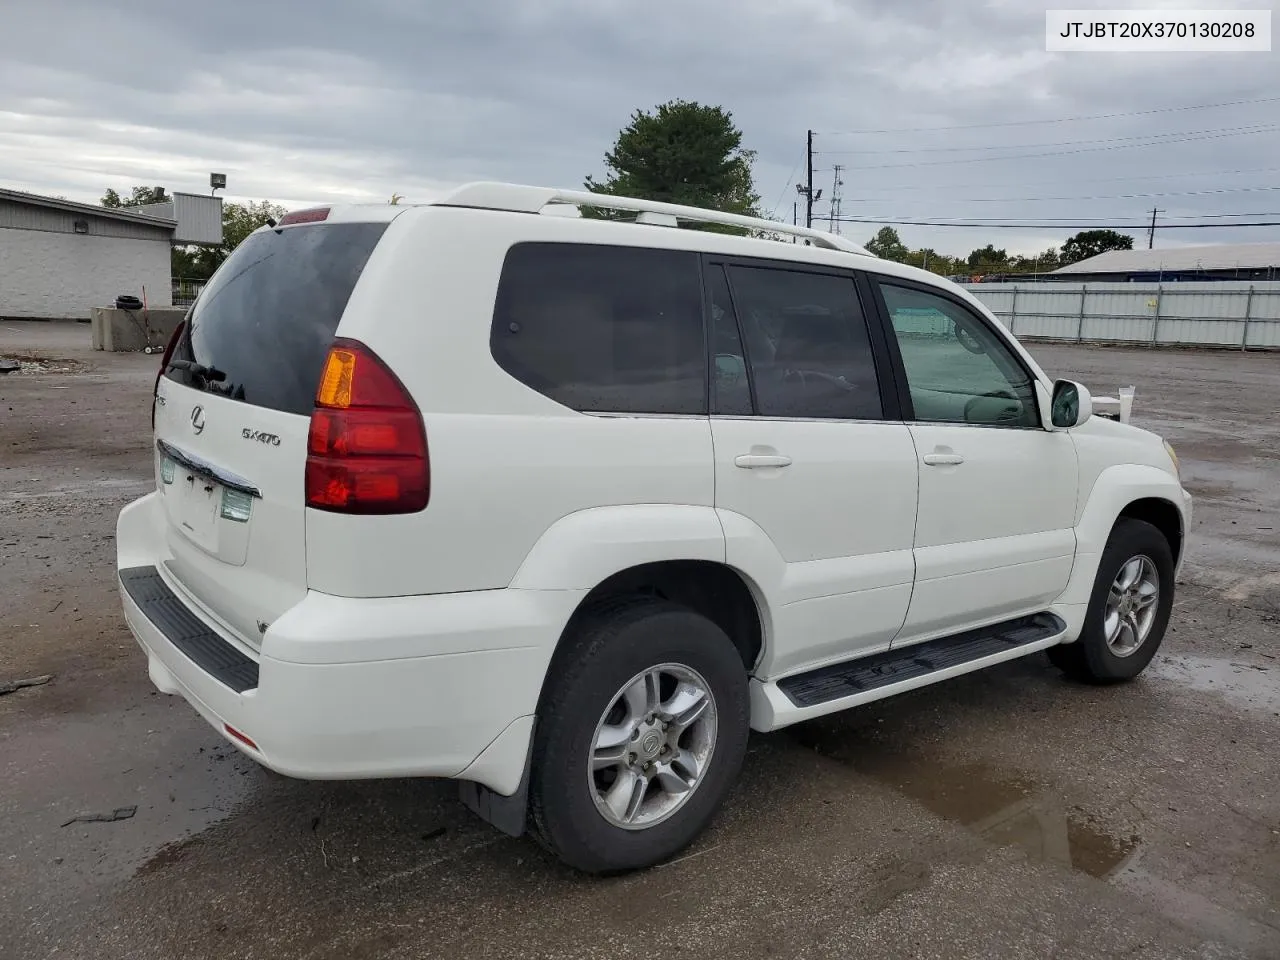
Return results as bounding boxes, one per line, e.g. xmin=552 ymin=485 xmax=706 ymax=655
xmin=117 ymin=183 xmax=1191 ymax=830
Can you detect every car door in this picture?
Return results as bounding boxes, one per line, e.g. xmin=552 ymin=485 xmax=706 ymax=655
xmin=706 ymin=259 xmax=920 ymax=680
xmin=869 ymin=278 xmax=1078 ymax=644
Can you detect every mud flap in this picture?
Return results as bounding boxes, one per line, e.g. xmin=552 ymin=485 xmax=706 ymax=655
xmin=457 ymin=722 xmax=534 ymax=838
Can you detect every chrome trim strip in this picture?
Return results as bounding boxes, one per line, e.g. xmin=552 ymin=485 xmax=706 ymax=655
xmin=156 ymin=439 xmax=261 ymax=499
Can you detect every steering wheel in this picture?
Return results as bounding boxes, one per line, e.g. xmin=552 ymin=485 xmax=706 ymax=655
xmin=964 ymin=389 xmax=1020 ymax=423
xmin=955 ymin=325 xmax=985 ymax=355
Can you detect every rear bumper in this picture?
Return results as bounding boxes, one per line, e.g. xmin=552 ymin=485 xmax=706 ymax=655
xmin=117 ymin=493 xmax=585 ymax=791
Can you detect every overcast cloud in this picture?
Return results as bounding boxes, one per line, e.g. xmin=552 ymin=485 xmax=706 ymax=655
xmin=2 ymin=0 xmax=1277 ymax=258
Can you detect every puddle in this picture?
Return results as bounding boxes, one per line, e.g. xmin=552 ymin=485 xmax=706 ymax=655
xmin=1147 ymin=654 xmax=1280 ymax=714
xmin=791 ymin=727 xmax=1138 ymax=878
xmin=135 ymin=832 xmax=210 ymax=877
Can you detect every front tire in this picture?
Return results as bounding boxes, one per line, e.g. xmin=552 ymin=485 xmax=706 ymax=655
xmin=1049 ymin=518 xmax=1175 ymax=683
xmin=529 ymin=597 xmax=749 ymax=873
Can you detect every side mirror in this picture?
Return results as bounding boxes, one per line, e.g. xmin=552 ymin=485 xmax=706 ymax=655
xmin=1049 ymin=379 xmax=1092 ymax=429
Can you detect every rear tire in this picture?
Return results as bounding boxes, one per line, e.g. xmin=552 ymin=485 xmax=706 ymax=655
xmin=1049 ymin=518 xmax=1175 ymax=684
xmin=529 ymin=597 xmax=749 ymax=874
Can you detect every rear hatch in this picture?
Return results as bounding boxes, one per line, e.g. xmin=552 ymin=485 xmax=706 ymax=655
xmin=153 ymin=213 xmax=391 ymax=648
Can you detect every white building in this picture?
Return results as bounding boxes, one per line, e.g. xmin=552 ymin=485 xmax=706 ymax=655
xmin=0 ymin=188 xmax=222 ymax=320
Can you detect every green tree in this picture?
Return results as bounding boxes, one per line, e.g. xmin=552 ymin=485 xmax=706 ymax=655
xmin=967 ymin=244 xmax=1009 ymax=273
xmin=585 ymin=99 xmax=761 ymax=232
xmin=865 ymin=226 xmax=909 ymax=262
xmin=1060 ymin=229 xmax=1134 ymax=265
xmin=102 ymin=186 xmax=169 ymax=207
xmin=171 ymin=199 xmax=287 ymax=281
xmin=1008 ymin=247 xmax=1061 ymax=274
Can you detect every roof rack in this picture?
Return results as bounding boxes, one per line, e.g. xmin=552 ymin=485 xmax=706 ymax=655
xmin=435 ymin=182 xmax=872 ymax=256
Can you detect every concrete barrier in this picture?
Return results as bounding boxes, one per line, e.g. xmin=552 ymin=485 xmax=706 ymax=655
xmin=90 ymin=306 xmax=186 ymax=353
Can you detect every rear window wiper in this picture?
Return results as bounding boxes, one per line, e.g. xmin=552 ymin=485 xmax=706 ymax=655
xmin=167 ymin=359 xmax=227 ymax=383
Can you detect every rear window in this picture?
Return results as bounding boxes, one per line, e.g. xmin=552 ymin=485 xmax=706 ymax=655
xmin=490 ymin=242 xmax=707 ymax=415
xmin=165 ymin=222 xmax=388 ymax=416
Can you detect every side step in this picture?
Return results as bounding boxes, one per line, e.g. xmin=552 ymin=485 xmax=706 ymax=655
xmin=777 ymin=612 xmax=1066 ymax=708
xmin=120 ymin=566 xmax=260 ymax=693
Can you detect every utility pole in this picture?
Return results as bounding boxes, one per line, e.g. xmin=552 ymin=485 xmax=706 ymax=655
xmin=1147 ymin=207 xmax=1164 ymax=249
xmin=806 ymin=129 xmax=814 ymax=228
xmin=828 ymin=165 xmax=844 ymax=234
xmin=796 ymin=130 xmax=822 ymax=232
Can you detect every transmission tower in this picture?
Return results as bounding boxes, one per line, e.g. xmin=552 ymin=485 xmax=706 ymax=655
xmin=828 ymin=165 xmax=844 ymax=234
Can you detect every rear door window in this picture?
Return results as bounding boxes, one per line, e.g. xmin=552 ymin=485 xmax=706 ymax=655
xmin=165 ymin=222 xmax=388 ymax=416
xmin=724 ymin=265 xmax=883 ymax=421
xmin=491 ymin=242 xmax=707 ymax=415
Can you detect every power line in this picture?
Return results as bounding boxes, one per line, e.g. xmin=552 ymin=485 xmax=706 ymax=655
xmin=768 ymin=151 xmax=805 ymax=218
xmin=844 ymin=212 xmax=1280 ymax=223
xmin=833 ymin=125 xmax=1280 ymax=172
xmin=818 ymin=95 xmax=1280 ymax=135
xmin=829 ymin=216 xmax=1280 ymax=229
xmin=805 ymin=165 xmax=1280 ymax=194
xmin=836 ymin=185 xmax=1280 ymax=205
xmin=818 ymin=123 xmax=1280 ymax=156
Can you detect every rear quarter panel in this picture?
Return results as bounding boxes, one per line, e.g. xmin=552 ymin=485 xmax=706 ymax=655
xmin=306 ymin=206 xmax=716 ymax=598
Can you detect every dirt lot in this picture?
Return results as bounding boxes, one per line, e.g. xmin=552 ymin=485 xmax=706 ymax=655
xmin=2 ymin=322 xmax=1278 ymax=960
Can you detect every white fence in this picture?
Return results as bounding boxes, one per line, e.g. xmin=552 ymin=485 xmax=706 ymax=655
xmin=960 ymin=281 xmax=1280 ymax=349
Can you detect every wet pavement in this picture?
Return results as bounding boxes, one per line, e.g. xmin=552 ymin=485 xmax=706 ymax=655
xmin=2 ymin=325 xmax=1278 ymax=959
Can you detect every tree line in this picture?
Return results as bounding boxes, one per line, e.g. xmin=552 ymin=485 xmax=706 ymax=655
xmin=864 ymin=226 xmax=1135 ymax=278
xmin=102 ymin=99 xmax=1136 ymax=282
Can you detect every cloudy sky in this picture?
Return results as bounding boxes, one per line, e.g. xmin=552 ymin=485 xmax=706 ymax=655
xmin=2 ymin=0 xmax=1277 ymax=258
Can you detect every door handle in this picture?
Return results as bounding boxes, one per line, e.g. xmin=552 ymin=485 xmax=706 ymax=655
xmin=922 ymin=452 xmax=965 ymax=467
xmin=735 ymin=454 xmax=793 ymax=469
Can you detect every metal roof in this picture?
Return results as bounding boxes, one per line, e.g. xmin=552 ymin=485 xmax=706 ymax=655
xmin=0 ymin=187 xmax=177 ymax=229
xmin=1054 ymin=241 xmax=1280 ymax=274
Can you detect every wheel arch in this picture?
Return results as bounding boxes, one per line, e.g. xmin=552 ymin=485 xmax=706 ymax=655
xmin=508 ymin=503 xmax=769 ymax=701
xmin=1056 ymin=464 xmax=1188 ymax=608
xmin=1116 ymin=496 xmax=1184 ymax=567
xmin=545 ymin=560 xmax=766 ymax=684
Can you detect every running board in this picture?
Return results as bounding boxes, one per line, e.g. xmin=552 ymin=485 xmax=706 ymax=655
xmin=752 ymin=612 xmax=1067 ymax=730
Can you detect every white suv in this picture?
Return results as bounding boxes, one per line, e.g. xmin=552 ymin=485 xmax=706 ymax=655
xmin=117 ymin=183 xmax=1191 ymax=873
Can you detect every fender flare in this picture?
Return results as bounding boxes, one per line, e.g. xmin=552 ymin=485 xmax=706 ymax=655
xmin=1057 ymin=463 xmax=1188 ymax=607
xmin=507 ymin=504 xmax=727 ymax=590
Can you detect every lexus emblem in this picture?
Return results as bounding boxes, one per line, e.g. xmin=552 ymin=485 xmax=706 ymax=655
xmin=190 ymin=405 xmax=206 ymax=435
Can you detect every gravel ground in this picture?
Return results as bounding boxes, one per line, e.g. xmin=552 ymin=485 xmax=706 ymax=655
xmin=1 ymin=322 xmax=1277 ymax=960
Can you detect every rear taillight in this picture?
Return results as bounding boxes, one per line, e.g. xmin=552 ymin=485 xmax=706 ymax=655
xmin=304 ymin=339 xmax=429 ymax=514
xmin=152 ymin=320 xmax=185 ymax=429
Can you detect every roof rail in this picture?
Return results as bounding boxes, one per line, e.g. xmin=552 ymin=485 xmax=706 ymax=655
xmin=435 ymin=181 xmax=872 ymax=256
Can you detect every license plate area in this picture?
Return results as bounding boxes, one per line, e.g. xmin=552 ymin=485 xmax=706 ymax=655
xmin=159 ymin=452 xmax=253 ymax=565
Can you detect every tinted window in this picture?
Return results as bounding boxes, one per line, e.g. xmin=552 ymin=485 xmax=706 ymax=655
xmin=879 ymin=283 xmax=1038 ymax=427
xmin=707 ymin=265 xmax=752 ymax=416
xmin=725 ymin=266 xmax=882 ymax=420
xmin=491 ymin=243 xmax=706 ymax=414
xmin=166 ymin=222 xmax=388 ymax=416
